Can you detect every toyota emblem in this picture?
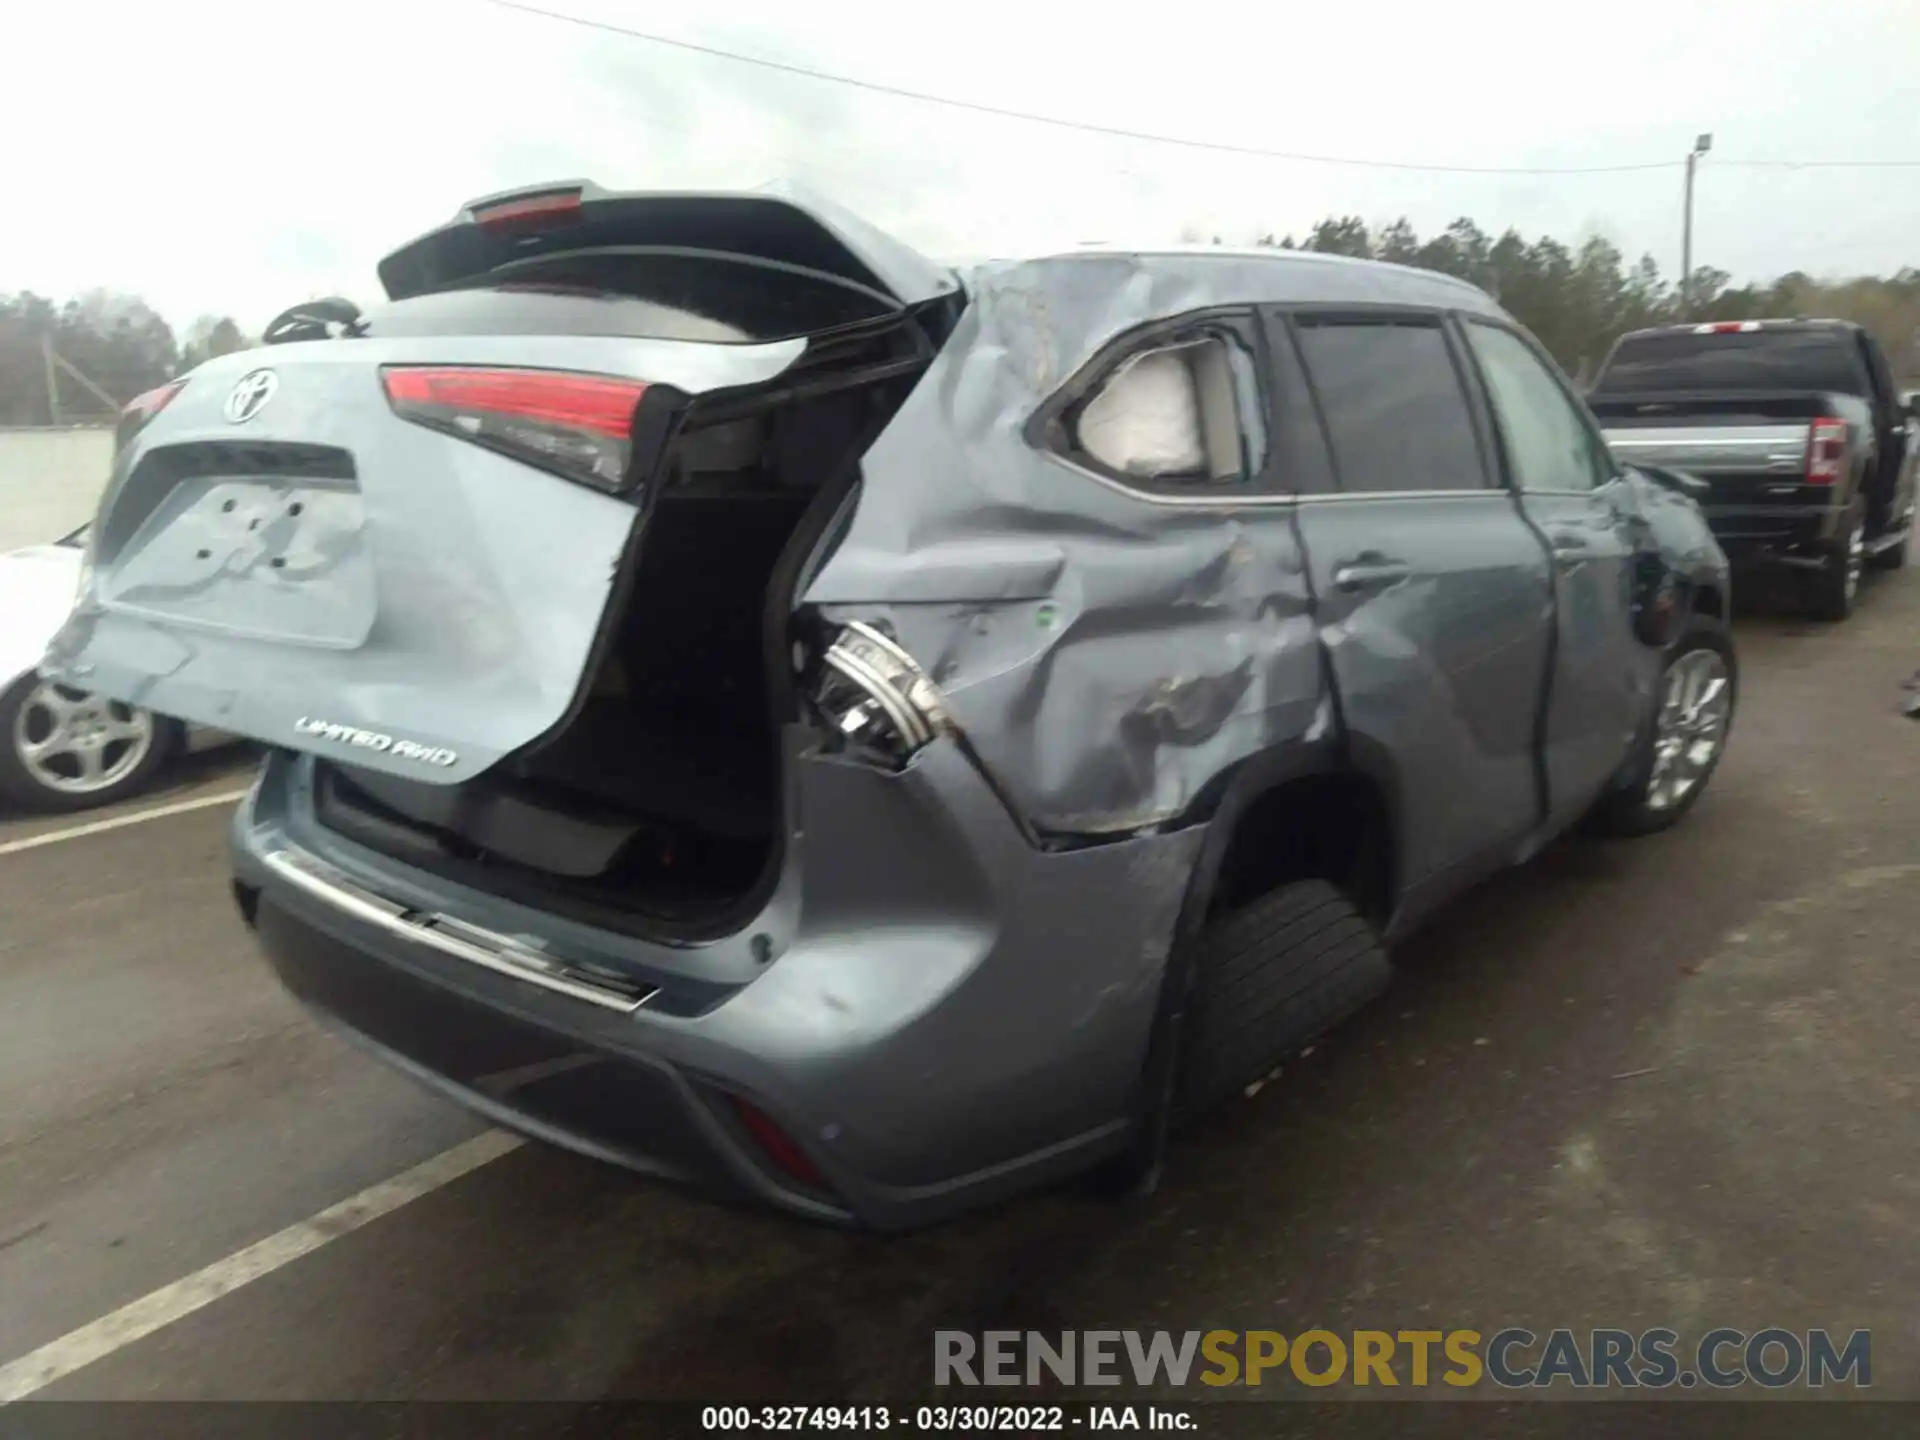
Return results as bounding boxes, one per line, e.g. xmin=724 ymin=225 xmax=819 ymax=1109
xmin=223 ymin=369 xmax=279 ymax=424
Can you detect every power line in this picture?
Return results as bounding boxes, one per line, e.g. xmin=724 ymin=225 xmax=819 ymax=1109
xmin=477 ymin=0 xmax=1687 ymax=176
xmin=1715 ymin=158 xmax=1920 ymax=170
xmin=484 ymin=1 xmax=1920 ymax=177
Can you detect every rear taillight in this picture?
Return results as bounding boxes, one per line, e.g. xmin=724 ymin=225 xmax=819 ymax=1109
xmin=1806 ymin=416 xmax=1849 ymax=486
xmin=808 ymin=621 xmax=954 ymax=768
xmin=115 ymin=379 xmax=186 ymax=453
xmin=381 ymin=366 xmax=647 ymax=493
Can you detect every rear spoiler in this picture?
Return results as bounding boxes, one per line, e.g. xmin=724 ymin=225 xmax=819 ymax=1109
xmin=375 ymin=179 xmax=960 ymax=311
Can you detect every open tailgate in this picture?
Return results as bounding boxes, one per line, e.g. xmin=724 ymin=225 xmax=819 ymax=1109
xmin=40 ymin=182 xmax=957 ymax=788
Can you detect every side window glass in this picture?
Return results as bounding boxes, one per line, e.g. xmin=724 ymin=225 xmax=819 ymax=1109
xmin=1059 ymin=329 xmax=1267 ymax=492
xmin=1465 ymin=322 xmax=1612 ymax=493
xmin=1292 ymin=318 xmax=1488 ymax=493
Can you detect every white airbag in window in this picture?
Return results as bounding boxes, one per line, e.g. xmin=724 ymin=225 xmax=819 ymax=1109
xmin=1076 ymin=348 xmax=1206 ymax=477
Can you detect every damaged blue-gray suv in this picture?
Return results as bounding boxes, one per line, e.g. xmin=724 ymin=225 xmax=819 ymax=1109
xmin=46 ymin=182 xmax=1736 ymax=1229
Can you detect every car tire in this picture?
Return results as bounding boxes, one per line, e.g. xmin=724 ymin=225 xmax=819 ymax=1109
xmin=1588 ymin=617 xmax=1737 ymax=838
xmin=0 ymin=675 xmax=181 ymax=813
xmin=1175 ymin=878 xmax=1390 ymax=1121
xmin=1807 ymin=517 xmax=1866 ymax=621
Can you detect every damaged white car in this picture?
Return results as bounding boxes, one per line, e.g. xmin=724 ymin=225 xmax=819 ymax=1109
xmin=0 ymin=525 xmax=189 ymax=811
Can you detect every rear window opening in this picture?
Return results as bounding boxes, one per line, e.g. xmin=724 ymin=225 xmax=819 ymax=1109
xmin=1593 ymin=329 xmax=1867 ymax=397
xmin=1049 ymin=328 xmax=1263 ymax=493
xmin=312 ymin=315 xmax=940 ymax=940
xmin=1073 ymin=337 xmax=1244 ymax=480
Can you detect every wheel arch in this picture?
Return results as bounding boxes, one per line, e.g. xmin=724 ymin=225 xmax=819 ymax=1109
xmin=1108 ymin=731 xmax=1403 ymax=1190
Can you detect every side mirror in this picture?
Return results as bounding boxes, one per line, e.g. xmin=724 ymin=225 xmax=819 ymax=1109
xmin=1638 ymin=465 xmax=1710 ymax=500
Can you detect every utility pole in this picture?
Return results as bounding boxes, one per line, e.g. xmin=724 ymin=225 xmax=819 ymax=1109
xmin=1681 ymin=132 xmax=1712 ymax=314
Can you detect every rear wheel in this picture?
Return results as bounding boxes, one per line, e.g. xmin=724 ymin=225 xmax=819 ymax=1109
xmin=1807 ymin=517 xmax=1865 ymax=621
xmin=1175 ymin=879 xmax=1390 ymax=1120
xmin=1588 ymin=618 xmax=1736 ymax=837
xmin=0 ymin=676 xmax=179 ymax=813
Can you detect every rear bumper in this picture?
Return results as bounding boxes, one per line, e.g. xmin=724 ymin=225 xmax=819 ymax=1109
xmin=230 ymin=743 xmax=1203 ymax=1230
xmin=1704 ymin=502 xmax=1846 ymax=568
xmin=247 ymin=889 xmax=772 ymax=1203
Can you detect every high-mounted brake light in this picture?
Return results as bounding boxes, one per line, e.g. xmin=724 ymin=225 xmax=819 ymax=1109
xmin=472 ymin=189 xmax=584 ymax=232
xmin=1805 ymin=416 xmax=1849 ymax=486
xmin=1692 ymin=321 xmax=1763 ymax=334
xmin=381 ymin=366 xmax=647 ymax=493
xmin=114 ymin=378 xmax=186 ymax=453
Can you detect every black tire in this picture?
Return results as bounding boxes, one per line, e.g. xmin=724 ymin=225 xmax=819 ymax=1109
xmin=1175 ymin=879 xmax=1389 ymax=1121
xmin=0 ymin=675 xmax=181 ymax=813
xmin=1807 ymin=516 xmax=1865 ymax=621
xmin=1588 ymin=617 xmax=1737 ymax=838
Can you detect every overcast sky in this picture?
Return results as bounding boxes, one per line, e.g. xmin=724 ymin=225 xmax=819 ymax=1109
xmin=5 ymin=0 xmax=1917 ymax=332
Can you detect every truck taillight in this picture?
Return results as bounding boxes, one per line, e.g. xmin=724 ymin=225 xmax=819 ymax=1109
xmin=1805 ymin=416 xmax=1849 ymax=486
xmin=381 ymin=366 xmax=648 ymax=493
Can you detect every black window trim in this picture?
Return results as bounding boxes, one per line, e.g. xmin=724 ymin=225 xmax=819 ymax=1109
xmin=1278 ymin=302 xmax=1503 ymax=501
xmin=1453 ymin=313 xmax=1624 ymax=497
xmin=1026 ymin=306 xmax=1292 ymax=506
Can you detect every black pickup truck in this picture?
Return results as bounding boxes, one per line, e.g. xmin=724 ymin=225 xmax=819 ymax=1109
xmin=1589 ymin=319 xmax=1919 ymax=620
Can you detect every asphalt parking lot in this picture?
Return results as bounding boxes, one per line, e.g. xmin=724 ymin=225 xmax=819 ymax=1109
xmin=1 ymin=572 xmax=1917 ymax=1417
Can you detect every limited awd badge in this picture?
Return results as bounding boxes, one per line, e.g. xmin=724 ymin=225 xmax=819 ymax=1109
xmin=294 ymin=717 xmax=458 ymax=768
xmin=224 ymin=368 xmax=279 ymax=424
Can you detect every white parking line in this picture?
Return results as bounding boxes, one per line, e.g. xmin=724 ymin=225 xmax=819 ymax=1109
xmin=0 ymin=788 xmax=253 ymax=858
xmin=0 ymin=1129 xmax=524 ymax=1402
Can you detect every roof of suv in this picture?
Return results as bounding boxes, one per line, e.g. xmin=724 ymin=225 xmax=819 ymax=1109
xmin=960 ymin=244 xmax=1505 ymax=318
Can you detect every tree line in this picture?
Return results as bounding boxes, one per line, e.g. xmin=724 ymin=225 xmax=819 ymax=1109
xmin=0 ymin=292 xmax=251 ymax=426
xmin=1201 ymin=215 xmax=1920 ymax=385
xmin=4 ymin=216 xmax=1917 ymax=425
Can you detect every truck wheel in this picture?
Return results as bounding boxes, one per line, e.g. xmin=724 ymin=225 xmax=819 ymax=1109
xmin=1175 ymin=879 xmax=1390 ymax=1121
xmin=1589 ymin=618 xmax=1737 ymax=838
xmin=1808 ymin=518 xmax=1865 ymax=621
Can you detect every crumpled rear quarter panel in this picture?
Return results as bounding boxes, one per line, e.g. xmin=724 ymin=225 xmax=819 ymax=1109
xmin=804 ymin=255 xmax=1330 ymax=836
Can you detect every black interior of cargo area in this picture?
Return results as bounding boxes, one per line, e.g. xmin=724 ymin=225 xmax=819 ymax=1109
xmin=312 ymin=311 xmax=946 ymax=939
xmin=314 ymin=762 xmax=772 ymax=929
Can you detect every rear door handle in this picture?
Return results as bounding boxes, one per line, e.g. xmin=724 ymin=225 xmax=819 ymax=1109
xmin=1331 ymin=559 xmax=1412 ymax=593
